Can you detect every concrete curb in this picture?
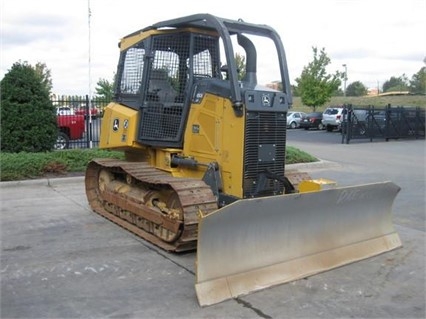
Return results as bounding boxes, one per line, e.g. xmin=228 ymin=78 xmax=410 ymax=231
xmin=0 ymin=160 xmax=339 ymax=188
xmin=287 ymin=159 xmax=341 ymax=171
xmin=0 ymin=176 xmax=85 ymax=188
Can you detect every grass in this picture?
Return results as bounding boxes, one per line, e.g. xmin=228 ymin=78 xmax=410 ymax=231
xmin=0 ymin=147 xmax=317 ymax=181
xmin=291 ymin=95 xmax=426 ymax=113
xmin=286 ymin=146 xmax=318 ymax=164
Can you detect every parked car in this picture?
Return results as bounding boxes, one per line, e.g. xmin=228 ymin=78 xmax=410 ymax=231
xmin=299 ymin=112 xmax=324 ymax=130
xmin=322 ymin=107 xmax=345 ymax=131
xmin=287 ymin=111 xmax=307 ymax=129
xmin=55 ymin=114 xmax=85 ymax=150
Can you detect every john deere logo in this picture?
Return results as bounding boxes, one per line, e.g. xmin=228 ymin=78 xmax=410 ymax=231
xmin=262 ymin=94 xmax=271 ymax=106
xmin=113 ymin=118 xmax=119 ymax=132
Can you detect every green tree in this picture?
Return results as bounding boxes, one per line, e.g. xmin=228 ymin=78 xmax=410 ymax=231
xmin=332 ymin=88 xmax=344 ymax=96
xmin=1 ymin=61 xmax=57 ymax=152
xmin=382 ymin=75 xmax=409 ymax=92
xmin=409 ymin=67 xmax=426 ymax=94
xmin=346 ymin=81 xmax=368 ymax=96
xmin=220 ymin=53 xmax=246 ymax=81
xmin=34 ymin=62 xmax=53 ymax=93
xmin=291 ymin=84 xmax=300 ymax=97
xmin=294 ymin=47 xmax=342 ymax=111
xmin=95 ymin=76 xmax=114 ymax=102
xmin=235 ymin=53 xmax=246 ymax=81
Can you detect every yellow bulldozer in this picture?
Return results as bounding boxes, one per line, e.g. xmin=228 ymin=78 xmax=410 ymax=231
xmin=85 ymin=14 xmax=402 ymax=306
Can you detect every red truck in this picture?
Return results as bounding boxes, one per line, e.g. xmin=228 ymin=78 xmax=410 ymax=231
xmin=75 ymin=106 xmax=99 ymax=119
xmin=55 ymin=114 xmax=85 ymax=149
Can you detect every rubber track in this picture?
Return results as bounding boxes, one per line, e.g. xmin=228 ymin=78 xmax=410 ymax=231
xmin=85 ymin=158 xmax=218 ymax=252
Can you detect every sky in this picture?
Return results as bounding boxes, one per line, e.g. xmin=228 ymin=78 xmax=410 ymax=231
xmin=1 ymin=0 xmax=425 ymax=96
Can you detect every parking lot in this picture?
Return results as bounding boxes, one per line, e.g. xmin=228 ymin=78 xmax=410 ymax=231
xmin=1 ymin=130 xmax=425 ymax=318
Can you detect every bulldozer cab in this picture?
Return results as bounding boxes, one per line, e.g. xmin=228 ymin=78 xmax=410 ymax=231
xmin=113 ymin=14 xmax=292 ymax=149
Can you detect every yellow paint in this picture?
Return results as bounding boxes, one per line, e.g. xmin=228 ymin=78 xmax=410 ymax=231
xmin=298 ymin=178 xmax=337 ymax=193
xmin=182 ymin=93 xmax=245 ymax=198
xmin=99 ymin=103 xmax=144 ymax=150
xmin=120 ymin=28 xmax=218 ymax=51
xmin=100 ymin=93 xmax=246 ymax=198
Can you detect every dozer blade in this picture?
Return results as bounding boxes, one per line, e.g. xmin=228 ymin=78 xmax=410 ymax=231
xmin=195 ymin=181 xmax=402 ymax=306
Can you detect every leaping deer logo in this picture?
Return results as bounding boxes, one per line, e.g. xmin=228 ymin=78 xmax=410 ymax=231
xmin=113 ymin=118 xmax=119 ymax=132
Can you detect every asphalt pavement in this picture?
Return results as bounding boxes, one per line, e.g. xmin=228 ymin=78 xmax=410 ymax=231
xmin=1 ymin=131 xmax=425 ymax=319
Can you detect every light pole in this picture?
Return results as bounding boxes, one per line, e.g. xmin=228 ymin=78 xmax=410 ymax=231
xmin=342 ymin=64 xmax=347 ymax=97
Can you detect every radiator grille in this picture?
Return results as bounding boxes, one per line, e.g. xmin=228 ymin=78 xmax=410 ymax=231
xmin=243 ymin=111 xmax=287 ymax=197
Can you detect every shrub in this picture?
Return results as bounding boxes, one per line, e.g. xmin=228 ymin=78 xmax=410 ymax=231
xmin=1 ymin=61 xmax=57 ymax=152
xmin=0 ymin=149 xmax=125 ymax=181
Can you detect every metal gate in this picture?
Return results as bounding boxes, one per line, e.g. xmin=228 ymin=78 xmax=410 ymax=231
xmin=53 ymin=95 xmax=109 ymax=149
xmin=341 ymin=105 xmax=425 ymax=144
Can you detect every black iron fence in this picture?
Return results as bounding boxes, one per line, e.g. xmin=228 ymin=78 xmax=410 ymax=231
xmin=341 ymin=105 xmax=425 ymax=144
xmin=53 ymin=95 xmax=109 ymax=149
xmin=54 ymin=98 xmax=425 ymax=148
